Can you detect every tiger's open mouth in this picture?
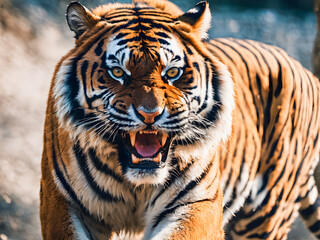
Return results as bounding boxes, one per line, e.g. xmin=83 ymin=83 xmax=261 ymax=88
xmin=120 ymin=130 xmax=171 ymax=170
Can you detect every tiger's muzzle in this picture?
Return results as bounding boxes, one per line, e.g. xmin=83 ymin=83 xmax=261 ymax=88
xmin=119 ymin=105 xmax=172 ymax=172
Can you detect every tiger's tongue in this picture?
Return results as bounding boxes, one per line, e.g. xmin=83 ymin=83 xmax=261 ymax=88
xmin=135 ymin=133 xmax=161 ymax=157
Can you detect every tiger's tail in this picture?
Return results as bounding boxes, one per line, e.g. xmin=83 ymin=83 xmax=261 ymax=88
xmin=298 ymin=173 xmax=320 ymax=239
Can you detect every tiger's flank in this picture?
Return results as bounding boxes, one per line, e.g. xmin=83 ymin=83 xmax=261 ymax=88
xmin=40 ymin=0 xmax=320 ymax=239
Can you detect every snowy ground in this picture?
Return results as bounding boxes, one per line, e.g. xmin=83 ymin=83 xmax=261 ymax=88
xmin=0 ymin=2 xmax=318 ymax=239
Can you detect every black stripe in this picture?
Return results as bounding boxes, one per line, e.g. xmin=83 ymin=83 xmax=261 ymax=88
xmin=151 ymin=198 xmax=217 ymax=230
xmin=296 ymin=182 xmax=314 ymax=202
xmin=114 ymin=32 xmax=130 ymax=40
xmin=154 ymin=32 xmax=170 ymax=38
xmin=109 ymin=113 xmax=134 ymax=123
xmin=65 ymin=27 xmax=111 ymax=123
xmin=185 ymin=75 xmax=194 ymax=84
xmin=237 ymin=41 xmax=275 ymax=144
xmin=90 ymin=62 xmax=98 ymax=92
xmin=181 ymin=85 xmax=198 ymax=90
xmin=247 ymin=232 xmax=270 ymax=239
xmin=143 ymin=35 xmax=158 ymax=43
xmin=146 ymin=22 xmax=172 ymax=32
xmin=224 ymin=152 xmax=247 ymax=208
xmin=299 ymin=197 xmax=320 ymax=219
xmin=127 ymin=23 xmax=152 ymax=31
xmin=235 ymin=189 xmax=284 ymax=236
xmin=274 ymin=62 xmax=283 ymax=97
xmin=285 ymin=154 xmax=305 ymax=201
xmin=117 ymin=36 xmax=141 ymax=45
xmin=51 ymin=118 xmax=90 ymax=215
xmin=214 ymin=39 xmax=259 ymax=126
xmin=66 ymin=59 xmax=84 ymax=122
xmin=165 ymin=162 xmax=214 ymax=209
xmin=73 ymin=144 xmax=124 ymax=202
xmin=192 ymin=62 xmax=200 ymax=72
xmin=310 ymin=220 xmax=320 ymax=233
xmin=107 ymin=18 xmax=136 ymax=24
xmin=102 ymin=11 xmax=135 ymax=20
xmin=52 ymin=154 xmax=90 ymax=215
xmin=279 ymin=209 xmax=294 ymax=228
xmin=112 ymin=19 xmax=139 ymax=34
xmin=184 ymin=44 xmax=193 ymax=55
xmin=151 ymin=203 xmax=189 ymax=230
xmin=232 ymin=40 xmax=266 ymax=129
xmin=79 ymin=213 xmax=94 ymax=240
xmin=149 ymin=158 xmax=195 ymax=207
xmin=158 ymin=38 xmax=169 ymax=45
xmin=94 ymin=40 xmax=105 ymax=56
xmin=137 ymin=17 xmax=173 ymax=24
xmin=167 ymin=110 xmax=186 ymax=119
xmin=196 ymin=62 xmax=211 ymax=114
xmin=88 ymin=149 xmax=124 ymax=183
xmin=98 ymin=76 xmax=106 ymax=84
xmin=163 ymin=117 xmax=188 ymax=126
xmin=173 ymin=132 xmax=207 ymax=146
xmin=81 ymin=60 xmax=92 ymax=108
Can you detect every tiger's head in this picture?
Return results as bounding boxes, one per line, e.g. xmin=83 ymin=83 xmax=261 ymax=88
xmin=53 ymin=0 xmax=234 ymax=185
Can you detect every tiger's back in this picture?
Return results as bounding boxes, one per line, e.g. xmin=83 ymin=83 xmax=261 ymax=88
xmin=210 ymin=38 xmax=320 ymax=239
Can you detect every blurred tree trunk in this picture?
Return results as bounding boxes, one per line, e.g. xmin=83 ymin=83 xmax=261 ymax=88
xmin=313 ymin=0 xmax=320 ymax=77
xmin=312 ymin=0 xmax=320 ymax=189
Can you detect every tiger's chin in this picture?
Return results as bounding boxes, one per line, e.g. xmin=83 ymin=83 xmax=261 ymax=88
xmin=117 ymin=129 xmax=173 ymax=185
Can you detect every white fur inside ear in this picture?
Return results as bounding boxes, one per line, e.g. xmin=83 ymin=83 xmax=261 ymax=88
xmin=68 ymin=9 xmax=86 ymax=29
xmin=67 ymin=3 xmax=99 ymax=35
xmin=196 ymin=4 xmax=211 ymax=39
xmin=187 ymin=8 xmax=199 ymax=14
xmin=180 ymin=2 xmax=212 ymax=40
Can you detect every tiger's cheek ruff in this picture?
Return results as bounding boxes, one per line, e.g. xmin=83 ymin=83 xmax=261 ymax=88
xmin=53 ymin=60 xmax=98 ymax=143
xmin=173 ymin=61 xmax=234 ymax=163
xmin=54 ymin=63 xmax=74 ymax=128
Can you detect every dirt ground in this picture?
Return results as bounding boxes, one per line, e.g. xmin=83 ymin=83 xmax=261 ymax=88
xmin=0 ymin=2 xmax=318 ymax=239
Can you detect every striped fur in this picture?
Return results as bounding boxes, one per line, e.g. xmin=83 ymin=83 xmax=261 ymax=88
xmin=211 ymin=38 xmax=320 ymax=239
xmin=40 ymin=1 xmax=320 ymax=239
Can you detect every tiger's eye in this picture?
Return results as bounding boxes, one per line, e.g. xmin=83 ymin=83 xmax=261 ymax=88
xmin=112 ymin=67 xmax=124 ymax=78
xmin=166 ymin=67 xmax=180 ymax=79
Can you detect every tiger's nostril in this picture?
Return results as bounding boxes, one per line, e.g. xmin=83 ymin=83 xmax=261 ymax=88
xmin=137 ymin=107 xmax=163 ymax=124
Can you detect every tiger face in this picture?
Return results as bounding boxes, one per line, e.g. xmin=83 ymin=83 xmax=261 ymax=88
xmin=54 ymin=0 xmax=234 ymax=185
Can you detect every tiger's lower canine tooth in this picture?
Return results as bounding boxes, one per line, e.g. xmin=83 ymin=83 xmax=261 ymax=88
xmin=129 ymin=132 xmax=136 ymax=146
xmin=132 ymin=154 xmax=140 ymax=164
xmin=154 ymin=153 xmax=161 ymax=163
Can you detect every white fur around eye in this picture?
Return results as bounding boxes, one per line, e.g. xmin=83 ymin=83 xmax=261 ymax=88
xmin=159 ymin=34 xmax=185 ymax=81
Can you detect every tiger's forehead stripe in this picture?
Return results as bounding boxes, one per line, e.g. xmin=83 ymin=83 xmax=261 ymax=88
xmin=101 ymin=8 xmax=186 ymax=78
xmin=109 ymin=10 xmax=174 ymax=34
xmin=101 ymin=7 xmax=175 ymax=23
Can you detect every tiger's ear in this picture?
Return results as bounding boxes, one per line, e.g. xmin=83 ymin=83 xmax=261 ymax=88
xmin=66 ymin=1 xmax=100 ymax=38
xmin=178 ymin=1 xmax=211 ymax=39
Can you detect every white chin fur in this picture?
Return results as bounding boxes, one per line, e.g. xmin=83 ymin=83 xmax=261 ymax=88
xmin=125 ymin=165 xmax=169 ymax=186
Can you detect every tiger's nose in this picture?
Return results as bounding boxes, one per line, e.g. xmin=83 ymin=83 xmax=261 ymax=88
xmin=137 ymin=107 xmax=163 ymax=124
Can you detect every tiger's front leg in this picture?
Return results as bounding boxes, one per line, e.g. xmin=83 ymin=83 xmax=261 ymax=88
xmin=40 ymin=179 xmax=78 ymax=240
xmin=144 ymin=188 xmax=225 ymax=240
xmin=40 ymin=175 xmax=112 ymax=240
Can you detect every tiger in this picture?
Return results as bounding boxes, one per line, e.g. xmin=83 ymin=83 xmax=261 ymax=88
xmin=40 ymin=0 xmax=320 ymax=239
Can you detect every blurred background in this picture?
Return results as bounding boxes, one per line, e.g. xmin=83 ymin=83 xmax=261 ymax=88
xmin=0 ymin=0 xmax=318 ymax=239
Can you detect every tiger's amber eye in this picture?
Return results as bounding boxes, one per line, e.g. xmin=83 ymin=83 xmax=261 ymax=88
xmin=111 ymin=67 xmax=124 ymax=78
xmin=166 ymin=67 xmax=180 ymax=79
